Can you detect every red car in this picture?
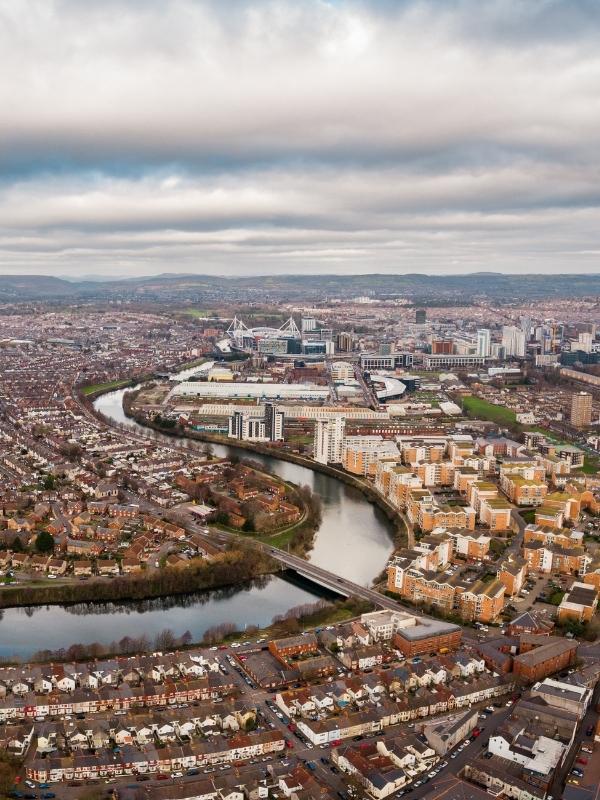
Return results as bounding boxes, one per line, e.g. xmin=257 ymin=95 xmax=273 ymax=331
xmin=472 ymin=728 xmax=481 ymax=737
xmin=577 ymin=758 xmax=588 ymax=765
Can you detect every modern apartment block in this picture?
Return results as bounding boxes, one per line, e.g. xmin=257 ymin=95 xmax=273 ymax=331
xmin=342 ymin=436 xmax=399 ymax=476
xmin=313 ymin=416 xmax=346 ymax=464
xmin=570 ymin=391 xmax=592 ymax=427
xmin=496 ymin=558 xmax=527 ymax=596
xmin=557 ymin=582 xmax=599 ymax=623
xmin=227 ymin=403 xmax=284 ymax=442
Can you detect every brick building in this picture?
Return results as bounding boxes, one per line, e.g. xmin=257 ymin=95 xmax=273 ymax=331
xmin=392 ymin=617 xmax=462 ymax=657
xmin=512 ymin=638 xmax=578 ymax=682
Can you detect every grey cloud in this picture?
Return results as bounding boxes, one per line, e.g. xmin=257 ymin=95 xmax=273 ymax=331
xmin=0 ymin=0 xmax=599 ymax=275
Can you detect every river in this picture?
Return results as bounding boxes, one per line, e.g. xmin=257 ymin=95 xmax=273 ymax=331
xmin=0 ymin=376 xmax=395 ymax=658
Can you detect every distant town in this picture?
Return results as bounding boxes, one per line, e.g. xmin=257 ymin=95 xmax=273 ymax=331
xmin=0 ymin=281 xmax=599 ymax=800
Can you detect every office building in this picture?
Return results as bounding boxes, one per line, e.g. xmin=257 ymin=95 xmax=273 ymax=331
xmin=570 ymin=391 xmax=592 ymax=427
xmin=577 ymin=331 xmax=593 ymax=353
xmin=422 ymin=354 xmax=485 ymax=369
xmin=476 ymin=329 xmax=491 ymax=358
xmin=415 ymin=308 xmax=426 ymax=324
xmin=314 ymin=417 xmax=346 ymax=464
xmin=501 ymin=326 xmax=526 ymax=358
xmin=359 ymin=352 xmax=413 ymax=371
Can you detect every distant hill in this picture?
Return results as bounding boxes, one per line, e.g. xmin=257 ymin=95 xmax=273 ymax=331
xmin=0 ymin=272 xmax=598 ymax=303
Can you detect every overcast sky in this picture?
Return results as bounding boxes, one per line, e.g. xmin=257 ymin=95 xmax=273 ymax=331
xmin=1 ymin=0 xmax=599 ymax=279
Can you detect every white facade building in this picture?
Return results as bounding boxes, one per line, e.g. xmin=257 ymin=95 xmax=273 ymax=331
xmin=476 ymin=329 xmax=491 ymax=358
xmin=314 ymin=417 xmax=346 ymax=464
xmin=501 ymin=326 xmax=526 ymax=358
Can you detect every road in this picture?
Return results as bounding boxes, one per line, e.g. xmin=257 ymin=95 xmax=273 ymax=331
xmin=171 ymin=505 xmax=409 ymax=611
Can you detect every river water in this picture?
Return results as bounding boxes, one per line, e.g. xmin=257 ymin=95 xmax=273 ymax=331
xmin=0 ymin=377 xmax=395 ymax=658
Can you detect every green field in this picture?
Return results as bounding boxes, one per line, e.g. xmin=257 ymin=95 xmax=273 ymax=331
xmin=581 ymin=455 xmax=600 ymax=475
xmin=461 ymin=396 xmax=517 ymax=426
xmin=179 ymin=308 xmax=214 ymax=318
xmin=81 ymin=379 xmax=132 ymax=396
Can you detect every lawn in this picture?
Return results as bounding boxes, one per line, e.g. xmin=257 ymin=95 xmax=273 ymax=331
xmin=461 ymin=396 xmax=517 ymax=426
xmin=581 ymin=455 xmax=600 ymax=475
xmin=81 ymin=379 xmax=132 ymax=396
xmin=520 ymin=509 xmax=537 ymax=524
xmin=547 ymin=590 xmax=565 ymax=606
xmin=179 ymin=308 xmax=214 ymax=318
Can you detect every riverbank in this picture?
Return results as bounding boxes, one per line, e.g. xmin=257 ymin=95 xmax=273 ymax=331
xmin=129 ymin=408 xmax=408 ymax=550
xmin=0 ymin=546 xmax=279 ymax=610
xmin=77 ymin=355 xmax=210 ymax=400
xmin=9 ymin=596 xmax=373 ymax=666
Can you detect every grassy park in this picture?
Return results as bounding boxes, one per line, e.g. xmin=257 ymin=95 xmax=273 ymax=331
xmin=461 ymin=395 xmax=517 ymax=426
xmin=81 ymin=379 xmax=132 ymax=396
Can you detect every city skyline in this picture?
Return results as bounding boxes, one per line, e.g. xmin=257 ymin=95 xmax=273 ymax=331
xmin=1 ymin=0 xmax=600 ymax=277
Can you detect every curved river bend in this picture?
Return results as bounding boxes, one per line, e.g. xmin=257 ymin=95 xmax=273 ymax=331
xmin=0 ymin=379 xmax=395 ymax=658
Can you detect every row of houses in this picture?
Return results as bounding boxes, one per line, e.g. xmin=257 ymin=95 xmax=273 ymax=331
xmin=275 ymin=670 xmax=514 ymax=745
xmin=0 ymin=672 xmax=235 ymax=721
xmin=28 ymin=728 xmax=285 ymax=782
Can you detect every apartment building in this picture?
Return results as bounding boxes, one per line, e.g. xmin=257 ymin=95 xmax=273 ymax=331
xmin=448 ymin=529 xmax=491 ymax=561
xmin=571 ymin=391 xmax=593 ymax=427
xmin=523 ymin=540 xmax=591 ymax=576
xmin=415 ymin=461 xmax=455 ymax=487
xmin=457 ymin=579 xmax=506 ymax=623
xmin=583 ymin=564 xmax=600 ymax=590
xmin=386 ymin=538 xmax=453 ymax=596
xmin=388 ymin=567 xmax=457 ymax=614
xmin=415 ymin=499 xmax=476 ymax=534
xmin=313 ymin=417 xmax=346 ymax=464
xmin=342 ymin=436 xmax=399 ymax=476
xmin=398 ymin=437 xmax=447 ymax=465
xmin=496 ymin=558 xmax=528 ymax=596
xmin=388 ymin=469 xmax=424 ymax=510
xmin=453 ymin=466 xmax=479 ymax=495
xmin=557 ymin=582 xmax=599 ymax=623
xmin=478 ymin=497 xmax=513 ymax=532
xmin=523 ymin=524 xmax=583 ymax=549
xmin=467 ymin=480 xmax=498 ymax=512
xmin=501 ymin=474 xmax=548 ymax=506
xmin=387 ymin=562 xmax=504 ymax=623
